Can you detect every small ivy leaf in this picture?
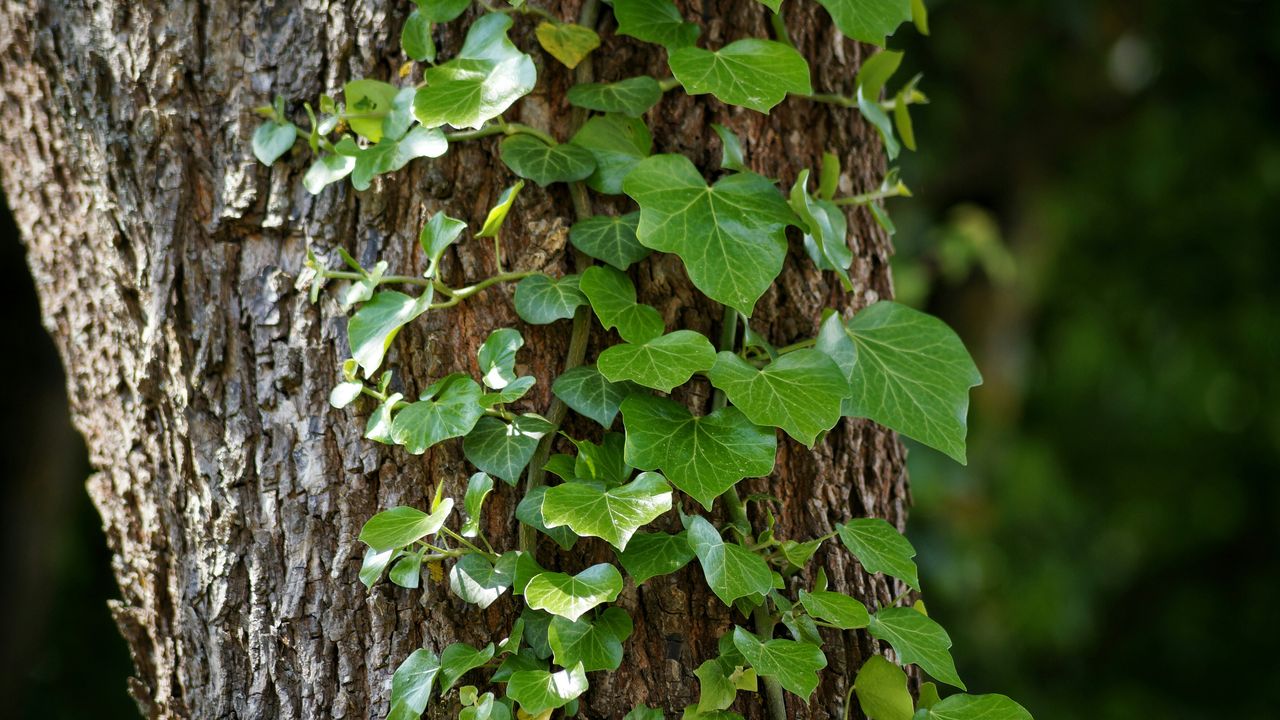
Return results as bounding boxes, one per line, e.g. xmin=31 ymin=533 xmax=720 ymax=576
xmin=542 ymin=471 xmax=673 ymax=550
xmin=544 ymin=454 xmax=577 ymax=481
xmin=505 ymin=549 xmax=546 ymax=596
xmin=499 ymin=135 xmax=597 ymax=187
xmin=911 ymin=0 xmax=930 ymax=35
xmin=815 ymin=0 xmax=912 ymax=46
xmin=459 ymin=692 xmax=510 ymax=720
xmin=695 ymin=652 xmax=757 ymax=713
xmin=621 ymin=394 xmax=777 ymax=510
xmin=329 ymin=381 xmax=364 ymax=409
xmin=669 ymin=39 xmax=812 ymax=114
xmin=856 ymin=50 xmax=905 ymax=100
xmin=778 ymin=538 xmax=823 ymax=569
xmin=391 ymin=374 xmax=485 ymax=454
xmin=711 ymin=123 xmax=748 ymax=172
xmin=493 ymin=644 xmax=546 ymax=682
xmin=894 ymin=73 xmax=924 ymax=153
xmin=819 ymin=151 xmax=841 ymax=201
xmin=548 ymin=606 xmax=634 ymax=672
xmin=570 ymin=114 xmax=653 ymax=195
xmin=525 ymin=564 xmax=624 ymax=622
xmin=347 ymin=287 xmax=434 ymax=377
xmin=359 ymin=546 xmax=399 ymax=588
xmin=624 ymin=706 xmax=666 ymax=720
xmin=359 ymin=500 xmax=454 ymax=552
xmin=686 ymin=516 xmax=774 ymax=606
xmin=387 ymin=648 xmax=440 ymax=720
xmin=815 ymin=302 xmax=982 ymax=463
xmin=853 ymin=655 xmax=914 ymax=720
xmin=506 ymin=663 xmax=588 ymax=715
xmin=624 ymin=154 xmax=796 ymax=316
xmin=798 ymin=588 xmax=870 ymax=629
xmin=520 ymin=607 xmax=556 ymax=660
xmin=365 ymin=391 xmax=403 ymax=444
xmin=389 ymin=552 xmax=423 ymax=589
xmin=449 ymin=552 xmax=517 ymax=608
xmin=534 ymin=21 xmax=601 ymax=69
xmin=569 ymin=212 xmax=650 ymax=270
xmin=614 ymin=0 xmax=700 ymax=49
xmin=597 ymin=330 xmax=715 ymax=392
xmin=413 ymin=14 xmax=537 ymax=129
xmin=461 ymin=471 xmax=494 ymax=538
xmin=303 ymin=153 xmax=357 ymax=194
xmin=463 ymin=415 xmax=551 ymax=485
xmin=836 ymin=517 xmax=920 ymax=590
xmin=415 ymin=0 xmax=470 ymax=23
xmin=730 ymin=626 xmax=827 ymax=700
xmin=419 ymin=211 xmax=467 ymax=278
xmin=513 ymin=274 xmax=588 ymax=324
xmin=439 ymin=642 xmax=496 ymax=694
xmin=707 ymin=350 xmax=849 ymax=447
xmin=479 ymin=375 xmax=536 ymax=408
xmin=857 ymin=86 xmax=901 ymax=160
xmin=790 ymin=169 xmax=854 ymax=289
xmin=252 ymin=120 xmax=296 ymax=166
xmin=567 ymin=77 xmax=663 ymax=117
xmin=516 ymin=486 xmax=578 ymax=550
xmin=477 ymin=328 xmax=524 ymax=390
xmin=571 ymin=433 xmax=633 ymax=485
xmin=551 ymin=364 xmax=635 ymax=428
xmin=339 ymin=125 xmax=450 ymax=191
xmin=401 ymin=9 xmax=435 ymax=63
xmin=616 ymin=530 xmax=695 ymax=584
xmin=916 ymin=694 xmax=1033 ymax=720
xmin=681 ymin=707 xmax=746 ymax=720
xmin=580 ymin=265 xmax=665 ymax=343
xmin=918 ymin=682 xmax=942 ymax=710
xmin=868 ymin=606 xmax=965 ymax=689
xmin=477 ymin=180 xmax=524 ymax=238
xmin=343 ymin=78 xmax=399 ymax=142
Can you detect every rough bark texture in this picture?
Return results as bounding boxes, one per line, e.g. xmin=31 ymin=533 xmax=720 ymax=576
xmin=0 ymin=1 xmax=909 ymax=718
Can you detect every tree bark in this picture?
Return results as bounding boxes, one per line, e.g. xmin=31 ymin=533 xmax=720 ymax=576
xmin=0 ymin=1 xmax=909 ymax=718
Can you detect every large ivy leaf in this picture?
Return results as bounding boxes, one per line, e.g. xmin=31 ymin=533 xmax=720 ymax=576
xmin=868 ymin=607 xmax=965 ymax=689
xmin=359 ymin=500 xmax=454 ymax=552
xmin=449 ymin=552 xmax=516 ymax=608
xmin=798 ymin=588 xmax=870 ymax=629
xmin=524 ymin=564 xmax=624 ymax=621
xmin=570 ymin=212 xmax=650 ymax=270
xmin=853 ymin=656 xmax=914 ymax=720
xmin=551 ymin=365 xmax=634 ymax=428
xmin=707 ymin=350 xmax=849 ymax=446
xmin=387 ymin=648 xmax=440 ymax=720
xmin=616 ymin=530 xmax=695 ymax=584
xmin=506 ymin=663 xmax=588 ymax=714
xmin=669 ymin=40 xmax=812 ymax=113
xmin=499 ymin=135 xmax=597 ymax=187
xmin=567 ymin=77 xmax=663 ymax=117
xmin=516 ymin=486 xmax=578 ymax=550
xmin=439 ymin=642 xmax=495 ymax=693
xmin=621 ymin=394 xmax=777 ymax=509
xmin=548 ymin=606 xmax=634 ymax=672
xmin=413 ymin=14 xmax=537 ymax=129
xmin=391 ymin=374 xmax=485 ymax=454
xmin=816 ymin=302 xmax=982 ymax=463
xmin=339 ymin=126 xmax=449 ymax=191
xmin=624 ymin=154 xmax=796 ymax=315
xmin=570 ymin=114 xmax=653 ymax=195
xmin=463 ymin=415 xmax=552 ymax=485
xmin=614 ymin=0 xmax=700 ymax=49
xmin=580 ymin=265 xmax=664 ymax=343
xmin=343 ymin=78 xmax=399 ymax=143
xmin=730 ymin=626 xmax=827 ymax=700
xmin=347 ymin=289 xmax=433 ymax=377
xmin=597 ymin=330 xmax=715 ymax=392
xmin=535 ymin=21 xmax=601 ymax=69
xmin=837 ymin=518 xmax=920 ymax=590
xmin=915 ymin=694 xmax=1033 ymax=720
xmin=686 ymin=516 xmax=773 ymax=605
xmin=814 ymin=0 xmax=912 ymax=46
xmin=542 ymin=472 xmax=673 ymax=550
xmin=513 ymin=274 xmax=588 ymax=324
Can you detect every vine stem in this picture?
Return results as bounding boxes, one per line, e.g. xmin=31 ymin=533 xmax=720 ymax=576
xmin=752 ymin=604 xmax=789 ymax=720
xmin=712 ymin=306 xmax=752 ymax=539
xmin=834 ymin=186 xmax=908 ymax=206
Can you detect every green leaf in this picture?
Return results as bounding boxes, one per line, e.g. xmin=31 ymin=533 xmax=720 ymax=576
xmin=569 ymin=212 xmax=650 ymax=270
xmin=790 ymin=169 xmax=853 ymax=287
xmin=347 ymin=289 xmax=434 ymax=376
xmin=439 ymin=642 xmax=495 ymax=693
xmin=516 ymin=486 xmax=578 ymax=550
xmin=389 ymin=552 xmax=423 ymax=588
xmin=253 ymin=120 xmax=296 ymax=165
xmin=695 ymin=652 xmax=757 ymax=712
xmin=343 ymin=79 xmax=398 ymax=142
xmin=365 ymin=391 xmax=403 ymax=444
xmin=340 ymin=126 xmax=450 ymax=191
xmin=303 ymin=153 xmax=357 ymax=194
xmin=916 ymin=694 xmax=1033 ymax=720
xmin=548 ymin=606 xmax=634 ymax=672
xmin=499 ymin=135 xmax=597 ymax=187
xmin=621 ymin=394 xmax=776 ymax=509
xmin=391 ymin=374 xmax=485 ymax=454
xmin=836 ymin=518 xmax=920 ymax=590
xmin=402 ymin=9 xmax=435 ymax=63
xmin=616 ymin=530 xmax=695 ymax=583
xmin=461 ymin=472 xmax=494 ymax=537
xmin=477 ymin=328 xmax=523 ymax=389
xmin=856 ymin=50 xmax=904 ymax=100
xmin=463 ymin=415 xmax=552 ymax=485
xmin=711 ymin=123 xmax=747 ymax=172
xmin=614 ymin=0 xmax=700 ymax=49
xmin=707 ymin=350 xmax=849 ymax=446
xmin=571 ymin=433 xmax=632 ymax=484
xmin=597 ymin=330 xmax=715 ymax=392
xmin=535 ymin=21 xmax=600 ymax=69
xmin=506 ymin=663 xmax=588 ymax=714
xmin=524 ymin=564 xmax=624 ymax=622
xmin=360 ymin=546 xmax=399 ymax=588
xmin=449 ymin=552 xmax=516 ymax=608
xmin=580 ymin=265 xmax=664 ymax=343
xmin=911 ymin=0 xmax=930 ymax=35
xmin=624 ymin=154 xmax=796 ymax=315
xmin=669 ymin=40 xmax=812 ymax=114
xmin=477 ymin=180 xmax=524 ymax=238
xmin=686 ymin=516 xmax=774 ymax=606
xmin=853 ymin=655 xmax=914 ymax=720
xmin=330 ymin=381 xmax=364 ymax=409
xmin=552 ymin=364 xmax=634 ymax=428
xmin=815 ymin=0 xmax=912 ymax=46
xmin=460 ymin=693 xmax=511 ymax=720
xmin=513 ymin=274 xmax=588 ymax=324
xmin=542 ymin=472 xmax=673 ymax=550
xmin=415 ymin=0 xmax=471 ymax=23
xmin=413 ymin=14 xmax=536 ymax=129
xmin=868 ymin=607 xmax=965 ymax=689
xmin=857 ymin=86 xmax=900 ymax=160
xmin=798 ymin=588 xmax=870 ymax=629
xmin=570 ymin=114 xmax=653 ymax=195
xmin=419 ymin=211 xmax=466 ymax=278
xmin=359 ymin=500 xmax=454 ymax=552
xmin=895 ymin=88 xmax=917 ymax=152
xmin=479 ymin=375 xmax=535 ymax=408
xmin=625 ymin=706 xmax=665 ymax=720
xmin=918 ymin=682 xmax=942 ymax=710
xmin=387 ymin=648 xmax=440 ymax=720
xmin=816 ymin=302 xmax=982 ymax=463
xmin=730 ymin=627 xmax=827 ymax=700
xmin=567 ymin=77 xmax=663 ymax=117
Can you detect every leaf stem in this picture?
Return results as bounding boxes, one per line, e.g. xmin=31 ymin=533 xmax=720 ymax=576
xmin=440 ymin=526 xmax=499 ymax=561
xmin=657 ymin=77 xmax=681 ymax=92
xmin=775 ymin=337 xmax=817 ymax=355
xmin=769 ymin=11 xmax=794 ymax=48
xmin=833 ymin=186 xmax=907 ymax=206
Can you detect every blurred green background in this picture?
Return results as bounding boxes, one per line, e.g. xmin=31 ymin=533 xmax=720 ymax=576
xmin=1 ymin=0 xmax=1276 ymax=717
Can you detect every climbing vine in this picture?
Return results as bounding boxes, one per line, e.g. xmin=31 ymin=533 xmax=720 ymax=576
xmin=253 ymin=0 xmax=1032 ymax=718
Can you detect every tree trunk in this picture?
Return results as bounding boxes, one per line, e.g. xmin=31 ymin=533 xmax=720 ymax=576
xmin=0 ymin=1 xmax=908 ymax=717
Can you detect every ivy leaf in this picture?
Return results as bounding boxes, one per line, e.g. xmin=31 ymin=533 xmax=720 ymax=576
xmin=915 ymin=694 xmax=1033 ymax=720
xmin=918 ymin=682 xmax=942 ymax=711
xmin=856 ymin=50 xmax=904 ymax=100
xmin=360 ymin=546 xmax=399 ymax=588
xmin=551 ymin=365 xmax=635 ymax=428
xmin=359 ymin=500 xmax=454 ymax=552
xmin=438 ymin=642 xmax=495 ymax=694
xmin=460 ymin=693 xmax=511 ymax=720
xmin=798 ymin=588 xmax=870 ymax=629
xmin=711 ymin=123 xmax=747 ymax=172
xmin=779 ymin=538 xmax=823 ymax=569
xmin=303 ymin=153 xmax=357 ymax=194
xmin=513 ymin=274 xmax=588 ymax=324
xmin=548 ymin=606 xmax=634 ymax=672
xmin=535 ymin=22 xmax=601 ymax=69
xmin=816 ymin=302 xmax=982 ymax=463
xmin=730 ymin=627 xmax=827 ymax=700
xmin=461 ymin=472 xmax=494 ymax=538
xmin=614 ymin=0 xmax=700 ymax=49
xmin=597 ymin=330 xmax=715 ymax=392
xmin=413 ymin=14 xmax=536 ymax=129
xmin=695 ymin=652 xmax=757 ymax=712
xmin=387 ymin=648 xmax=440 ymax=720
xmin=707 ymin=350 xmax=850 ymax=447
xmin=569 ymin=212 xmax=650 ymax=270
xmin=686 ymin=516 xmax=774 ymax=606
xmin=347 ymin=288 xmax=433 ymax=377
xmin=419 ymin=211 xmax=467 ymax=278
xmin=365 ymin=391 xmax=403 ymax=444
xmin=343 ymin=79 xmax=399 ymax=142
xmin=868 ymin=607 xmax=965 ymax=689
xmin=477 ymin=181 xmax=524 ymax=238
xmin=449 ymin=552 xmax=516 ymax=609
xmin=853 ymin=655 xmax=914 ymax=720
xmin=401 ymin=9 xmax=435 ymax=63
xmin=580 ymin=265 xmax=665 ymax=343
xmin=570 ymin=114 xmax=653 ymax=195
xmin=621 ymin=394 xmax=776 ymax=509
xmin=499 ymin=135 xmax=597 ymax=187
xmin=625 ymin=706 xmax=666 ymax=720
xmin=571 ymin=433 xmax=632 ymax=485
xmin=330 ymin=381 xmax=363 ymax=409
xmin=389 ymin=553 xmax=423 ymax=589
xmin=567 ymin=77 xmax=663 ymax=117
xmin=516 ymin=486 xmax=578 ymax=550
xmin=506 ymin=663 xmax=588 ymax=714
xmin=253 ymin=120 xmax=296 ymax=165
xmin=616 ymin=530 xmax=695 ymax=584
xmin=415 ymin=0 xmax=470 ymax=23
xmin=463 ymin=414 xmax=553 ymax=485
xmin=836 ymin=518 xmax=920 ymax=590
xmin=857 ymin=86 xmax=900 ymax=160
xmin=477 ymin=328 xmax=523 ymax=389
xmin=542 ymin=472 xmax=673 ymax=550
xmin=391 ymin=374 xmax=485 ymax=454
xmin=624 ymin=154 xmax=796 ymax=315
xmin=790 ymin=169 xmax=853 ymax=288
xmin=814 ymin=0 xmax=912 ymax=46
xmin=669 ymin=40 xmax=811 ymax=114
xmin=524 ymin=564 xmax=624 ymax=621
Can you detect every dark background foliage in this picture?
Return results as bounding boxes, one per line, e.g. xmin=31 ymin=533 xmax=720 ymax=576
xmin=1 ymin=0 xmax=1275 ymax=716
